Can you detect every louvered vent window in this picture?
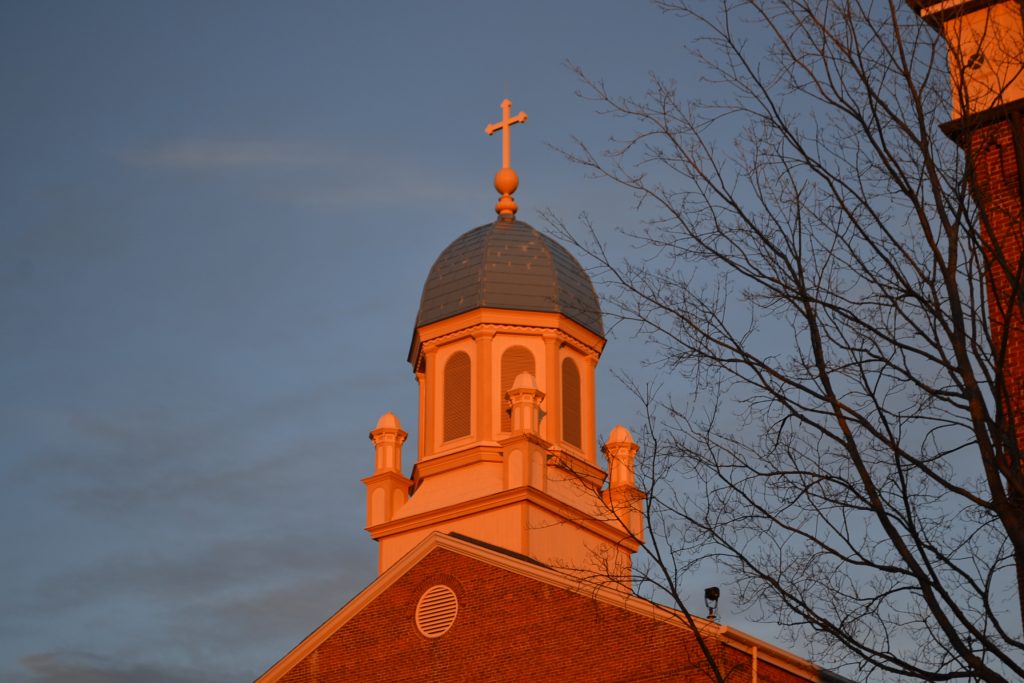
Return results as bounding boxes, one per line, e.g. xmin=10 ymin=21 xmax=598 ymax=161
xmin=500 ymin=346 xmax=535 ymax=432
xmin=562 ymin=358 xmax=581 ymax=448
xmin=415 ymin=585 xmax=459 ymax=638
xmin=444 ymin=352 xmax=471 ymax=441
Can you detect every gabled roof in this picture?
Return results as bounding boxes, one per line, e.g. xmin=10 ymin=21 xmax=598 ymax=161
xmin=255 ymin=532 xmax=848 ymax=683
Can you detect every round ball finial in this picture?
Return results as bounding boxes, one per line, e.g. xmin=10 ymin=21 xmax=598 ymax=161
xmin=494 ymin=167 xmax=519 ymax=195
xmin=494 ymin=167 xmax=519 ymax=218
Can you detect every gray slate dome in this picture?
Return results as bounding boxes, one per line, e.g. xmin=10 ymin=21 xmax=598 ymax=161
xmin=415 ymin=220 xmax=604 ymax=337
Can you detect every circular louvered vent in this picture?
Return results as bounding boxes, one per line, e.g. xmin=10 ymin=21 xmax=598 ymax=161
xmin=415 ymin=585 xmax=459 ymax=638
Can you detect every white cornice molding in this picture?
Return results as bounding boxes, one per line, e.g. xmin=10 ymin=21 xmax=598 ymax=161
xmin=409 ymin=308 xmax=606 ymax=368
xmin=365 ymin=485 xmax=638 ymax=550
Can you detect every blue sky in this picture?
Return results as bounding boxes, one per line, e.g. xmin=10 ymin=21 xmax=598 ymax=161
xmin=0 ymin=2 xmax=723 ymax=680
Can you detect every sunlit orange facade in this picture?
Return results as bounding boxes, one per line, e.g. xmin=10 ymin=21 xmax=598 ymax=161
xmin=911 ymin=0 xmax=1024 ymax=118
xmin=255 ymin=101 xmax=835 ymax=682
xmin=366 ymin=303 xmax=644 ymax=581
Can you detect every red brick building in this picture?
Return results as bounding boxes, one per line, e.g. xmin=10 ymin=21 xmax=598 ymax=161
xmin=908 ymin=0 xmax=1024 ymax=558
xmin=255 ymin=533 xmax=839 ymax=682
xmin=255 ymin=103 xmax=845 ymax=682
xmin=908 ymin=0 xmax=1024 ymax=423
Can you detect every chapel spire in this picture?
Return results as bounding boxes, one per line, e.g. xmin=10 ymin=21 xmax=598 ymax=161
xmin=364 ymin=101 xmax=642 ymax=585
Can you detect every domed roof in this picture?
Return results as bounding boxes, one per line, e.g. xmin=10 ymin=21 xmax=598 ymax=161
xmin=374 ymin=411 xmax=401 ymax=430
xmin=415 ymin=220 xmax=603 ymax=337
xmin=607 ymin=424 xmax=634 ymax=444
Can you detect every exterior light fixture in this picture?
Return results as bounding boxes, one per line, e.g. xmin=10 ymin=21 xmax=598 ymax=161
xmin=704 ymin=586 xmax=721 ymax=621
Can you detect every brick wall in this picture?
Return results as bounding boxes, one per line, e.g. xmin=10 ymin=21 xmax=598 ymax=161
xmin=274 ymin=548 xmax=817 ymax=682
xmin=965 ymin=111 xmax=1024 ymax=447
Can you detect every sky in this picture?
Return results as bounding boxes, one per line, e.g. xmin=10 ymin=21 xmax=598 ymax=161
xmin=0 ymin=2 xmax=730 ymax=681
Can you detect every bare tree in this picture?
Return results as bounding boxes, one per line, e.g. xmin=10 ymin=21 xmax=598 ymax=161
xmin=548 ymin=1 xmax=1024 ymax=680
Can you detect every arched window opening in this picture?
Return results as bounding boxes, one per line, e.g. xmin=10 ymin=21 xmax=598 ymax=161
xmin=501 ymin=346 xmax=536 ymax=432
xmin=562 ymin=357 xmax=581 ymax=448
xmin=444 ymin=352 xmax=471 ymax=441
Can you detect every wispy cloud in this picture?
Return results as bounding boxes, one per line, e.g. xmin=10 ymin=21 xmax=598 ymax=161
xmin=120 ymin=137 xmax=480 ymax=210
xmin=30 ymin=532 xmax=372 ymax=612
xmin=9 ymin=380 xmax=357 ymax=510
xmin=279 ymin=168 xmax=476 ymax=208
xmin=9 ymin=535 xmax=374 ymax=680
xmin=8 ymin=652 xmax=227 ymax=683
xmin=123 ymin=140 xmax=326 ymax=169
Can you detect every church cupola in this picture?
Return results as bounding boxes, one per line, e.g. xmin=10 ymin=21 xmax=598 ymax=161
xmin=364 ymin=100 xmax=642 ymax=584
xmin=408 ymin=218 xmax=605 ymax=461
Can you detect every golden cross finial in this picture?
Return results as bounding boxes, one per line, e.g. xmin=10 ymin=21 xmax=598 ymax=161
xmin=486 ymin=98 xmax=527 ymax=169
xmin=485 ymin=98 xmax=528 ymax=219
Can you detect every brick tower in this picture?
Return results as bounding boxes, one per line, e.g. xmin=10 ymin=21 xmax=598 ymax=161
xmin=911 ymin=1 xmax=1024 ymax=443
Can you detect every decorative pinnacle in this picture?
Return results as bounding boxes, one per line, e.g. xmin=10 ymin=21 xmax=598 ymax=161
xmin=485 ymin=98 xmax=528 ymax=219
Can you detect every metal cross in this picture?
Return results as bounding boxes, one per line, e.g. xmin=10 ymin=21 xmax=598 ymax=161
xmin=485 ymin=99 xmax=528 ymax=169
